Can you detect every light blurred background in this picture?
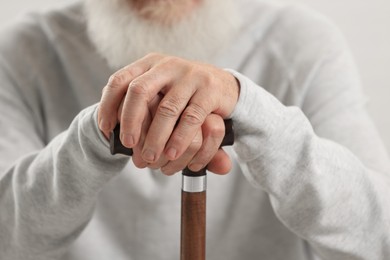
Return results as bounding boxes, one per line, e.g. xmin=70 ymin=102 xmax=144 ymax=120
xmin=1 ymin=0 xmax=389 ymax=153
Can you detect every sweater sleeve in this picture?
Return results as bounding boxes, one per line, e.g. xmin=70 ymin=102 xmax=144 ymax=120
xmin=229 ymin=71 xmax=390 ymax=260
xmin=227 ymin=9 xmax=390 ymax=260
xmin=0 ymin=60 xmax=129 ymax=259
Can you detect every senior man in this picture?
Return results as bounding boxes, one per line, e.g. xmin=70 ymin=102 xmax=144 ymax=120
xmin=0 ymin=0 xmax=389 ymax=259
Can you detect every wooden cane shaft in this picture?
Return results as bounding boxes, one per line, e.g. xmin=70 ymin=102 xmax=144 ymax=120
xmin=180 ymin=190 xmax=206 ymax=260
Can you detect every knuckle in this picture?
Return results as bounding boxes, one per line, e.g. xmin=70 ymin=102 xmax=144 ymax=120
xmin=145 ymin=52 xmax=162 ymax=60
xmin=166 ymin=56 xmax=181 ymax=64
xmin=101 ymin=86 xmax=107 ymax=95
xmin=182 ymin=104 xmax=207 ymax=126
xmin=108 ymin=67 xmax=138 ymax=89
xmin=157 ymin=97 xmax=183 ymax=118
xmin=129 ymin=80 xmax=148 ymax=96
xmin=162 ymin=56 xmax=185 ymax=69
xmin=192 ymin=67 xmax=212 ymax=85
xmin=124 ymin=67 xmax=137 ymax=79
xmin=107 ymin=74 xmax=125 ymax=89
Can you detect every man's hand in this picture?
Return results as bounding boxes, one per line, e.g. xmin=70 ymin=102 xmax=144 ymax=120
xmin=98 ymin=53 xmax=239 ymax=174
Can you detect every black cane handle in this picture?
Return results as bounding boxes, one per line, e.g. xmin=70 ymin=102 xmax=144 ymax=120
xmin=109 ymin=124 xmax=133 ymax=156
xmin=110 ymin=119 xmax=234 ymax=158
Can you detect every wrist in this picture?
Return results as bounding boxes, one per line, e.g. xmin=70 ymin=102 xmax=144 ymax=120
xmin=221 ymin=69 xmax=241 ymax=118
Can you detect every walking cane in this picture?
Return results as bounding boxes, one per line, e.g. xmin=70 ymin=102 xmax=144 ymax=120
xmin=110 ymin=119 xmax=234 ymax=260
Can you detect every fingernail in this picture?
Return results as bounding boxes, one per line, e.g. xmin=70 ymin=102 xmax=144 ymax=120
xmin=121 ymin=133 xmax=134 ymax=147
xmin=189 ymin=163 xmax=204 ymax=172
xmin=166 ymin=147 xmax=177 ymax=159
xmin=142 ymin=149 xmax=156 ymax=162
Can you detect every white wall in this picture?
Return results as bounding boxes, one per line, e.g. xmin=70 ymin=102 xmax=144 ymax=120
xmin=0 ymin=0 xmax=72 ymax=23
xmin=1 ymin=0 xmax=390 ymax=153
xmin=278 ymin=0 xmax=390 ymax=153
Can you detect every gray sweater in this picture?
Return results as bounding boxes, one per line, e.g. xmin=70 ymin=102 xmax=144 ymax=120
xmin=1 ymin=0 xmax=389 ymax=259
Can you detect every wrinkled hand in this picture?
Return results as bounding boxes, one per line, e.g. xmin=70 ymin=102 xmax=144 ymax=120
xmin=98 ymin=53 xmax=239 ymax=174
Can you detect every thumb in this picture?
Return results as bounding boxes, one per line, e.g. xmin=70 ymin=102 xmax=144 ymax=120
xmin=206 ymin=149 xmax=232 ymax=175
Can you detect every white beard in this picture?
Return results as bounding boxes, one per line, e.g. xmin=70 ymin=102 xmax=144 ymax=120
xmin=84 ymin=0 xmax=241 ymax=69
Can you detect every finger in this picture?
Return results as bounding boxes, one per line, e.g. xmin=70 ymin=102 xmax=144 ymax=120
xmin=141 ymin=80 xmax=196 ymax=163
xmin=131 ymin=94 xmax=162 ymax=168
xmin=161 ymin=129 xmax=203 ymax=176
xmin=131 ymin=107 xmax=151 ymax=169
xmin=147 ymin=156 xmax=170 ymax=170
xmin=163 ymin=89 xmax=215 ymax=161
xmin=206 ymin=149 xmax=232 ymax=175
xmin=117 ymin=99 xmax=125 ymax=122
xmin=132 ymin=144 xmax=148 ymax=169
xmin=120 ymin=61 xmax=179 ymax=150
xmin=98 ymin=56 xmax=158 ymax=137
xmin=187 ymin=114 xmax=225 ymax=172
